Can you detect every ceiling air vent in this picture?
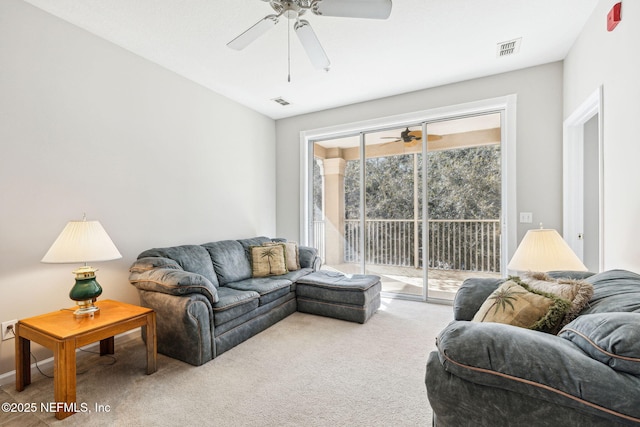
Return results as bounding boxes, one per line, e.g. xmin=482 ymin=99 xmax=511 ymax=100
xmin=272 ymin=97 xmax=290 ymax=106
xmin=496 ymin=38 xmax=522 ymax=57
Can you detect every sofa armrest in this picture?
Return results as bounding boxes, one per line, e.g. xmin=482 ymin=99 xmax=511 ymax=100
xmin=453 ymin=277 xmax=503 ymax=320
xmin=137 ymin=290 xmax=215 ymax=366
xmin=129 ymin=267 xmax=219 ymax=304
xmin=299 ymin=245 xmax=321 ymax=271
xmin=434 ymin=320 xmax=640 ymax=424
xmin=130 ymin=256 xmax=182 ymax=272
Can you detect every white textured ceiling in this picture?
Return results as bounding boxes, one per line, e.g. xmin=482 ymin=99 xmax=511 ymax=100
xmin=23 ymin=0 xmax=598 ymax=120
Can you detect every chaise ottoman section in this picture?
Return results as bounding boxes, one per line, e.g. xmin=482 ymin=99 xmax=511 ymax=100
xmin=296 ymin=271 xmax=381 ymax=323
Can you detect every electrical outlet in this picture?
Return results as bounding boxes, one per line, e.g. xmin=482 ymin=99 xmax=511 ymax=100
xmin=2 ymin=320 xmax=18 ymax=341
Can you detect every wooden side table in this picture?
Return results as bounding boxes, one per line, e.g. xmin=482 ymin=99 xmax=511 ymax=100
xmin=15 ymin=299 xmax=156 ymax=420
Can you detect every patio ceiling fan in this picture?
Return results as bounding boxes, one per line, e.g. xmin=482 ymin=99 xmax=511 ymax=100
xmin=227 ymin=0 xmax=393 ymax=72
xmin=382 ymin=128 xmax=443 ymax=147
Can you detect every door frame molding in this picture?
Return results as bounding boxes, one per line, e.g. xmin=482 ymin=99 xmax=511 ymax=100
xmin=563 ymin=86 xmax=604 ymax=271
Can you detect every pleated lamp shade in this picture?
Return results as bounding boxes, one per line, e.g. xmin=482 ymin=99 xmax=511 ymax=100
xmin=507 ymin=228 xmax=587 ymax=273
xmin=42 ymin=219 xmax=121 ymax=264
xmin=42 ymin=218 xmax=121 ymax=316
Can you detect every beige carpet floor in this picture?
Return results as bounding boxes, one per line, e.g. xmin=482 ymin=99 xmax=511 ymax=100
xmin=0 ymin=298 xmax=452 ymax=427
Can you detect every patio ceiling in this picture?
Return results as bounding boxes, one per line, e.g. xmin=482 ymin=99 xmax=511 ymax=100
xmin=315 ymin=112 xmax=502 ymax=154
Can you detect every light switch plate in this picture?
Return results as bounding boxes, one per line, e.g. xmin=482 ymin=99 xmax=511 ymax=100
xmin=519 ymin=212 xmax=533 ymax=223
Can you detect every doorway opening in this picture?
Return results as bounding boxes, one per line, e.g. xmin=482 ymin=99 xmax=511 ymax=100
xmin=563 ymin=86 xmax=604 ymax=272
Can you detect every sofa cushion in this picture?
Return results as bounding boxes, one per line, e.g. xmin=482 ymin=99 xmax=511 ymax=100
xmin=520 ymin=272 xmax=594 ymax=328
xmin=212 ymin=287 xmax=260 ymax=326
xmin=559 ymin=313 xmax=640 ymax=375
xmin=250 ymin=245 xmax=288 ymax=277
xmin=583 ymin=269 xmax=640 ymax=314
xmin=546 ymin=271 xmax=596 ymax=280
xmin=202 ymin=240 xmax=252 ymax=285
xmin=226 ymin=277 xmax=292 ymax=306
xmin=237 ymin=236 xmax=272 ymax=258
xmin=214 ymin=292 xmax=296 ymax=338
xmin=138 ymin=245 xmax=219 ymax=287
xmin=472 ymin=278 xmax=571 ymax=333
xmin=278 ymin=267 xmax=314 ymax=291
xmin=298 ymin=245 xmax=320 ymax=270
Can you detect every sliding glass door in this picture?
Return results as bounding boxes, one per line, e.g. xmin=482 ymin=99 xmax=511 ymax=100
xmin=425 ymin=114 xmax=503 ymax=299
xmin=361 ymin=127 xmax=425 ymax=296
xmin=309 ymin=110 xmax=504 ymax=301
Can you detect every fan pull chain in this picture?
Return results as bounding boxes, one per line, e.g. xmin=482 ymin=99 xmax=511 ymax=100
xmin=287 ymin=19 xmax=291 ymax=83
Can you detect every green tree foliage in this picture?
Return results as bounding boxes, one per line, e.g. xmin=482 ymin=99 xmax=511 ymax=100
xmin=345 ymin=155 xmax=417 ymax=219
xmin=427 ymin=145 xmax=501 ymax=219
xmin=343 ymin=145 xmax=501 ymax=220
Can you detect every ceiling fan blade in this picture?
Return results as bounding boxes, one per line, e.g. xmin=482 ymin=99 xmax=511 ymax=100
xmin=312 ymin=0 xmax=392 ymax=19
xmin=294 ymin=20 xmax=330 ymax=70
xmin=407 ymin=130 xmax=443 ymax=142
xmin=408 ymin=130 xmax=421 ymax=140
xmin=227 ymin=15 xmax=279 ymax=50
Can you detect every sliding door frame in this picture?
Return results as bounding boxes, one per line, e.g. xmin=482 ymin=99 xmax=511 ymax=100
xmin=300 ymin=95 xmax=516 ymax=301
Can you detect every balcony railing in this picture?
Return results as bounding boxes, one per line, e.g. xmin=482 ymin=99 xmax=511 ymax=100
xmin=315 ymin=219 xmax=501 ymax=273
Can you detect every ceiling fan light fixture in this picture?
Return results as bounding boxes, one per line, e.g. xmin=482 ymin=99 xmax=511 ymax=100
xmin=227 ymin=14 xmax=279 ymax=50
xmin=294 ymin=19 xmax=330 ymax=70
xmin=312 ymin=0 xmax=392 ymax=19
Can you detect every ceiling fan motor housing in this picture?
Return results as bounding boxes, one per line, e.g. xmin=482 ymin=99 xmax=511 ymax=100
xmin=271 ymin=1 xmax=309 ymax=19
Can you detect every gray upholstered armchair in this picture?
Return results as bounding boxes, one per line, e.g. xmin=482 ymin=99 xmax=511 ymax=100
xmin=426 ymin=269 xmax=640 ymax=426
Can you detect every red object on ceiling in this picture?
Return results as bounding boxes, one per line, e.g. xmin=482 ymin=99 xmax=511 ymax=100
xmin=607 ymin=2 xmax=622 ymax=32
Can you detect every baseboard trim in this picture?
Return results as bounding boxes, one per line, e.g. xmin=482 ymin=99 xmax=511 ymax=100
xmin=0 ymin=328 xmax=141 ymax=387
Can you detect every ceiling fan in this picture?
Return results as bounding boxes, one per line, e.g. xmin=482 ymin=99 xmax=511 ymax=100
xmin=227 ymin=0 xmax=393 ymax=72
xmin=382 ymin=128 xmax=443 ymax=147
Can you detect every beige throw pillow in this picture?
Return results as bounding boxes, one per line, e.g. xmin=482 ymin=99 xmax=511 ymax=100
xmin=250 ymin=245 xmax=288 ymax=277
xmin=520 ymin=272 xmax=594 ymax=329
xmin=473 ymin=279 xmax=571 ymax=333
xmin=264 ymin=241 xmax=300 ymax=271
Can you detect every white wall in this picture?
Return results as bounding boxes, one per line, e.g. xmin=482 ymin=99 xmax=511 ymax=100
xmin=0 ymin=0 xmax=276 ymax=376
xmin=276 ymin=62 xmax=565 ymax=250
xmin=564 ymin=0 xmax=640 ymax=271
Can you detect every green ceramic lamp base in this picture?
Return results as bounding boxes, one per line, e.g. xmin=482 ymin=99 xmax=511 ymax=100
xmin=70 ymin=266 xmax=103 ymax=317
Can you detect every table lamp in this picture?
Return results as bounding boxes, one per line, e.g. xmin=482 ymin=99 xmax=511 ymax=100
xmin=41 ymin=215 xmax=122 ymax=316
xmin=507 ymin=226 xmax=587 ymax=273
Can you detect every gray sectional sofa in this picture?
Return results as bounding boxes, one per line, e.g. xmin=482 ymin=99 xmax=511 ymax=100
xmin=129 ymin=236 xmax=381 ymax=366
xmin=426 ymin=269 xmax=640 ymax=426
xmin=129 ymin=236 xmax=321 ymax=365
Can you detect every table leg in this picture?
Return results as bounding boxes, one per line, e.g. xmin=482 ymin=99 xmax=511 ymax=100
xmin=145 ymin=312 xmax=157 ymax=374
xmin=15 ymin=330 xmax=31 ymax=391
xmin=100 ymin=337 xmax=115 ymax=355
xmin=53 ymin=339 xmax=77 ymax=420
